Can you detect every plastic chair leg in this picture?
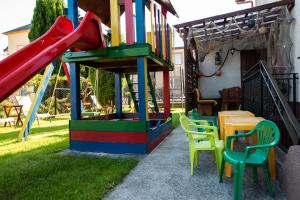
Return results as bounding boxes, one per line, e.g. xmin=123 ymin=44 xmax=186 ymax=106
xmin=237 ymin=163 xmax=245 ymax=200
xmin=213 ymin=150 xmax=217 ymax=163
xmin=216 ymin=148 xmax=223 ymax=175
xmin=219 ymin=158 xmax=225 ymax=182
xmin=195 ymin=151 xmax=199 ymax=167
xmin=36 ymin=117 xmax=40 ymax=126
xmin=252 ymin=166 xmax=258 ymax=184
xmin=233 ymin=165 xmax=240 ymax=200
xmin=263 ymin=163 xmax=274 ymax=197
xmin=190 ymin=150 xmax=195 ymax=176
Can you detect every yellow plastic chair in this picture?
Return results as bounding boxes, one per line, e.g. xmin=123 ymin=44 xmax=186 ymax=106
xmin=193 ymin=88 xmax=217 ymax=116
xmin=180 ymin=115 xmax=224 ymax=176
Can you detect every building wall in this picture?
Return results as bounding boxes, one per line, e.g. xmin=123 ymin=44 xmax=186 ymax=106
xmin=155 ymin=48 xmax=185 ymax=99
xmin=198 ymin=50 xmax=241 ymax=99
xmin=6 ymin=30 xmax=30 ymax=55
xmin=290 ymin=1 xmax=300 ymax=102
xmin=255 ymin=0 xmax=277 ymax=5
xmin=256 ymin=0 xmax=300 ymax=102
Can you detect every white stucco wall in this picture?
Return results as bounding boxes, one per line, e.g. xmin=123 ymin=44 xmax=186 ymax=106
xmin=199 ymin=50 xmax=241 ymax=99
xmin=255 ymin=0 xmax=277 ymax=5
xmin=6 ymin=30 xmax=30 ymax=55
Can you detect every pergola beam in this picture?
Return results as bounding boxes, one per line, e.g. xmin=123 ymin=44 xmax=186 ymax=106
xmin=174 ymin=0 xmax=294 ymax=31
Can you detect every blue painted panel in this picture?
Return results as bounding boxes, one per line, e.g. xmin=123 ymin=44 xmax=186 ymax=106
xmin=68 ymin=0 xmax=81 ymax=120
xmin=167 ymin=24 xmax=170 ymax=63
xmin=137 ymin=57 xmax=146 ymax=120
xmin=23 ymin=64 xmax=54 ymax=139
xmin=67 ymin=0 xmax=78 ymax=28
xmin=158 ymin=10 xmax=162 ymax=57
xmin=115 ymin=73 xmax=122 ymax=118
xmin=70 ymin=140 xmax=148 ymax=154
xmin=69 ymin=63 xmax=81 ymax=120
xmin=148 ymin=120 xmax=172 ymax=143
xmin=135 ymin=0 xmax=145 ymax=43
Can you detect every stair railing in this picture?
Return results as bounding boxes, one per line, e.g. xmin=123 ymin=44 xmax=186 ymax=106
xmin=243 ymin=60 xmax=300 ymax=152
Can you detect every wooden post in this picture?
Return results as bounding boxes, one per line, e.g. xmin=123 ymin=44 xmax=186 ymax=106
xmin=115 ymin=73 xmax=122 ymax=118
xmin=110 ymin=0 xmax=121 ymax=46
xmin=161 ymin=10 xmax=166 ymax=60
xmin=167 ymin=24 xmax=170 ymax=63
xmin=125 ymin=0 xmax=134 ymax=44
xmin=154 ymin=4 xmax=159 ymax=55
xmin=170 ymin=28 xmax=173 ymax=64
xmin=136 ymin=0 xmax=148 ymax=120
xmin=68 ymin=0 xmax=81 ymax=120
xmin=162 ymin=6 xmax=167 ymax=61
xmin=158 ymin=9 xmax=162 ymax=57
xmin=163 ymin=70 xmax=170 ymax=119
xmin=150 ymin=0 xmax=155 ymax=52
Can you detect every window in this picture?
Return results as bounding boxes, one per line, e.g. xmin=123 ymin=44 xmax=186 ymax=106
xmin=174 ymin=78 xmax=181 ymax=89
xmin=17 ymin=45 xmax=25 ymax=50
xmin=174 ymin=53 xmax=182 ymax=65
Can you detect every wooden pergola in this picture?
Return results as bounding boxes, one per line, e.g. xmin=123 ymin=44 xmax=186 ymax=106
xmin=173 ymin=0 xmax=294 ymax=113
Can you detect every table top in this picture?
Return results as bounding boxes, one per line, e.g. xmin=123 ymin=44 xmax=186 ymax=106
xmin=3 ymin=105 xmax=23 ymax=108
xmin=218 ymin=110 xmax=254 ymax=116
xmin=224 ymin=117 xmax=264 ymax=126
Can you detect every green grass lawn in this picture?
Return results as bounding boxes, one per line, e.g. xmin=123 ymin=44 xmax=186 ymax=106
xmin=0 ymin=117 xmax=138 ymax=200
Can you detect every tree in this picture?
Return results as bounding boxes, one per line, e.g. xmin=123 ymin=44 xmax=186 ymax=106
xmin=28 ymin=0 xmax=64 ymax=42
xmin=89 ymin=68 xmax=115 ymax=114
xmin=28 ymin=0 xmax=65 ymax=74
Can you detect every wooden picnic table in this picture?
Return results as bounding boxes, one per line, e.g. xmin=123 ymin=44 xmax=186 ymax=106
xmin=3 ymin=105 xmax=23 ymax=127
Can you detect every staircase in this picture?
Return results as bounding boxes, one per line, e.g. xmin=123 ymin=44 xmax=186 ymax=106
xmin=242 ymin=60 xmax=300 ymax=153
xmin=125 ymin=72 xmax=159 ymax=113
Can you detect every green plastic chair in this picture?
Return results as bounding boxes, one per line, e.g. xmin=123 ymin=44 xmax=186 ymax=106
xmin=219 ymin=120 xmax=280 ymax=200
xmin=191 ymin=108 xmax=218 ymax=128
xmin=180 ymin=112 xmax=212 ymax=141
xmin=180 ymin=115 xmax=224 ymax=176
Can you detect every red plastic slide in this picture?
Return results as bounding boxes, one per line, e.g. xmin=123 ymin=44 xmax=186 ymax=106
xmin=0 ymin=11 xmax=105 ymax=102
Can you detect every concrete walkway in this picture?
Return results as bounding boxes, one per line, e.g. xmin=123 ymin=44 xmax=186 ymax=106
xmin=104 ymin=126 xmax=284 ymax=200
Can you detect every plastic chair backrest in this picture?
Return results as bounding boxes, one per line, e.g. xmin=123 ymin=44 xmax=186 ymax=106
xmin=191 ymin=109 xmax=218 ymax=127
xmin=16 ymin=96 xmax=32 ymax=116
xmin=90 ymin=95 xmax=101 ymax=109
xmin=193 ymin=88 xmax=201 ymax=101
xmin=180 ymin=115 xmax=216 ymax=147
xmin=253 ymin=120 xmax=280 ymax=157
xmin=180 ymin=115 xmax=197 ymax=143
xmin=180 ymin=115 xmax=191 ymax=133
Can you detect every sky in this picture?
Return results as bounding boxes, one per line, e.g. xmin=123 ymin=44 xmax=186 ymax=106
xmin=0 ymin=0 xmax=250 ymax=52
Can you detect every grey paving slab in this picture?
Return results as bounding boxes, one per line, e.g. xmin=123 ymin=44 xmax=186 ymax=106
xmin=104 ymin=126 xmax=285 ymax=200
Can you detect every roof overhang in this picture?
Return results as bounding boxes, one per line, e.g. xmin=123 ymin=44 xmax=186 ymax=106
xmin=78 ymin=0 xmax=178 ymax=27
xmin=174 ymin=0 xmax=294 ymax=35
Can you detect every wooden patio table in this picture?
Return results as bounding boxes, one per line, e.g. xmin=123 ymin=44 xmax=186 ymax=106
xmin=218 ymin=110 xmax=254 ymax=140
xmin=3 ymin=105 xmax=23 ymax=127
xmin=223 ymin=116 xmax=276 ymax=181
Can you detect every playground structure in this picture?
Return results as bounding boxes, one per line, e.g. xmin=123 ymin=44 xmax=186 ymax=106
xmin=63 ymin=0 xmax=176 ymax=153
xmin=0 ymin=0 xmax=177 ymax=154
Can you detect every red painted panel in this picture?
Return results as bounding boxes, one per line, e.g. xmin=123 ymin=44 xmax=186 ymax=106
xmin=71 ymin=130 xmax=148 ymax=144
xmin=148 ymin=128 xmax=172 ymax=152
xmin=125 ymin=0 xmax=134 ymax=44
xmin=163 ymin=70 xmax=171 ymax=118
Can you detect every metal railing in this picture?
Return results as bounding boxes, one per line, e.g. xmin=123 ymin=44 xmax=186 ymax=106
xmin=273 ymin=73 xmax=299 ymax=114
xmin=243 ymin=60 xmax=300 ymax=152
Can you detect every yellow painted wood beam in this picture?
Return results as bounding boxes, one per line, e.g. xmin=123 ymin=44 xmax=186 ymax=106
xmin=110 ymin=0 xmax=121 ymax=46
